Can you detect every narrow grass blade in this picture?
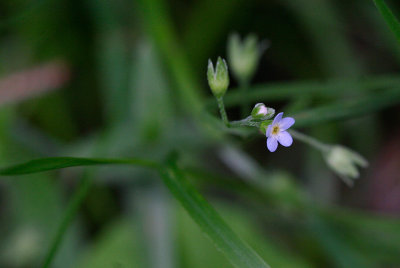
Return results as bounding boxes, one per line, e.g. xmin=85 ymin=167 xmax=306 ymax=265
xmin=135 ymin=0 xmax=204 ymax=118
xmin=217 ymin=75 xmax=400 ymax=108
xmin=0 ymin=157 xmax=270 ymax=267
xmin=0 ymin=157 xmax=160 ymax=175
xmin=42 ymin=175 xmax=93 ymax=268
xmin=373 ymin=0 xmax=400 ymax=45
xmin=159 ymin=158 xmax=270 ymax=268
xmin=0 ymin=157 xmax=159 ymax=267
xmin=293 ymin=87 xmax=400 ymax=127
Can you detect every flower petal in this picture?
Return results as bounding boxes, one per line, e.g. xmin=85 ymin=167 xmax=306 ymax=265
xmin=266 ymin=125 xmax=272 ymax=137
xmin=272 ymin=112 xmax=283 ymax=125
xmin=277 ymin=131 xmax=293 ymax=147
xmin=279 ymin=117 xmax=295 ymax=131
xmin=267 ymin=137 xmax=278 ymax=152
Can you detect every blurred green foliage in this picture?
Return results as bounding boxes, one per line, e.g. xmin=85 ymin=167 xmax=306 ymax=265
xmin=1 ymin=0 xmax=400 ymax=267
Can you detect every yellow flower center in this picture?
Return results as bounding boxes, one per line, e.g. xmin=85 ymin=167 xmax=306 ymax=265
xmin=272 ymin=125 xmax=280 ymax=135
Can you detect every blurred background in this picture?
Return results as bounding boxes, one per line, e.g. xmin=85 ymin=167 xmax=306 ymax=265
xmin=1 ymin=0 xmax=400 ymax=267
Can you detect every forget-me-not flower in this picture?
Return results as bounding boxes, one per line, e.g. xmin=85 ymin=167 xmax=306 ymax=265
xmin=266 ymin=112 xmax=295 ymax=152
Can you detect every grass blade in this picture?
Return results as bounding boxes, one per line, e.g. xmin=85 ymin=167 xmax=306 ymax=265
xmin=0 ymin=157 xmax=160 ymax=267
xmin=0 ymin=157 xmax=160 ymax=175
xmin=42 ymin=175 xmax=92 ymax=268
xmin=1 ymin=157 xmax=270 ymax=267
xmin=293 ymin=87 xmax=400 ymax=127
xmin=216 ymin=75 xmax=400 ymax=108
xmin=373 ymin=0 xmax=400 ymax=45
xmin=135 ymin=0 xmax=204 ymax=118
xmin=159 ymin=157 xmax=270 ymax=268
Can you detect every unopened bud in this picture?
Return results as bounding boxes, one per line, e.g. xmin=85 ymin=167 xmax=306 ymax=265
xmin=228 ymin=33 xmax=268 ymax=83
xmin=207 ymin=57 xmax=229 ymax=98
xmin=324 ymin=145 xmax=368 ymax=186
xmin=251 ymin=103 xmax=275 ymax=120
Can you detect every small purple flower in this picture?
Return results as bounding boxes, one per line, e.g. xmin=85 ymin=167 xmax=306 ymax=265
xmin=266 ymin=112 xmax=295 ymax=152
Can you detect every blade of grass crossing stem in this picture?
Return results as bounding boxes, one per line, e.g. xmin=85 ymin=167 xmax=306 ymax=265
xmin=159 ymin=159 xmax=270 ymax=268
xmin=41 ymin=175 xmax=92 ymax=268
xmin=373 ymin=0 xmax=400 ymax=45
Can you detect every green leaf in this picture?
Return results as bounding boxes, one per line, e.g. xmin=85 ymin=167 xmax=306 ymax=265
xmin=135 ymin=0 xmax=205 ymax=118
xmin=0 ymin=157 xmax=160 ymax=175
xmin=373 ymin=0 xmax=400 ymax=45
xmin=42 ymin=175 xmax=93 ymax=268
xmin=293 ymin=87 xmax=400 ymax=127
xmin=1 ymin=157 xmax=270 ymax=268
xmin=0 ymin=157 xmax=159 ymax=268
xmin=217 ymin=75 xmax=400 ymax=108
xmin=159 ymin=157 xmax=270 ymax=268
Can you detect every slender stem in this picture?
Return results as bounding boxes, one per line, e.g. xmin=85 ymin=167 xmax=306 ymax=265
xmin=230 ymin=117 xmax=261 ymax=128
xmin=41 ymin=175 xmax=93 ymax=268
xmin=289 ymin=129 xmax=331 ymax=153
xmin=239 ymin=79 xmax=250 ymax=117
xmin=216 ymin=96 xmax=230 ymax=127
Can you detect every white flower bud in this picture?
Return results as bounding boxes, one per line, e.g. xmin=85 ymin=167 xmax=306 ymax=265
xmin=251 ymin=103 xmax=275 ymax=120
xmin=228 ymin=33 xmax=268 ymax=83
xmin=207 ymin=57 xmax=229 ymax=98
xmin=324 ymin=145 xmax=368 ymax=186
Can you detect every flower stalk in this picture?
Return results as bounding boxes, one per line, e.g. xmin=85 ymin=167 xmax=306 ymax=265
xmin=216 ymin=96 xmax=230 ymax=127
xmin=289 ymin=129 xmax=331 ymax=153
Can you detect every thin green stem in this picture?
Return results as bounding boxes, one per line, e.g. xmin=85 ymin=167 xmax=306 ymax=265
xmin=239 ymin=79 xmax=250 ymax=117
xmin=41 ymin=175 xmax=93 ymax=268
xmin=289 ymin=129 xmax=331 ymax=153
xmin=230 ymin=117 xmax=261 ymax=128
xmin=216 ymin=96 xmax=230 ymax=127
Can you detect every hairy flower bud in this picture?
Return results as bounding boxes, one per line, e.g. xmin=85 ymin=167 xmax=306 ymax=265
xmin=228 ymin=33 xmax=268 ymax=83
xmin=207 ymin=57 xmax=229 ymax=98
xmin=251 ymin=103 xmax=275 ymax=120
xmin=324 ymin=145 xmax=368 ymax=186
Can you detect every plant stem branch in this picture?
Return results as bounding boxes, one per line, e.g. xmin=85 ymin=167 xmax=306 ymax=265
xmin=230 ymin=117 xmax=261 ymax=128
xmin=289 ymin=129 xmax=331 ymax=153
xmin=216 ymin=96 xmax=230 ymax=127
xmin=239 ymin=79 xmax=250 ymax=117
